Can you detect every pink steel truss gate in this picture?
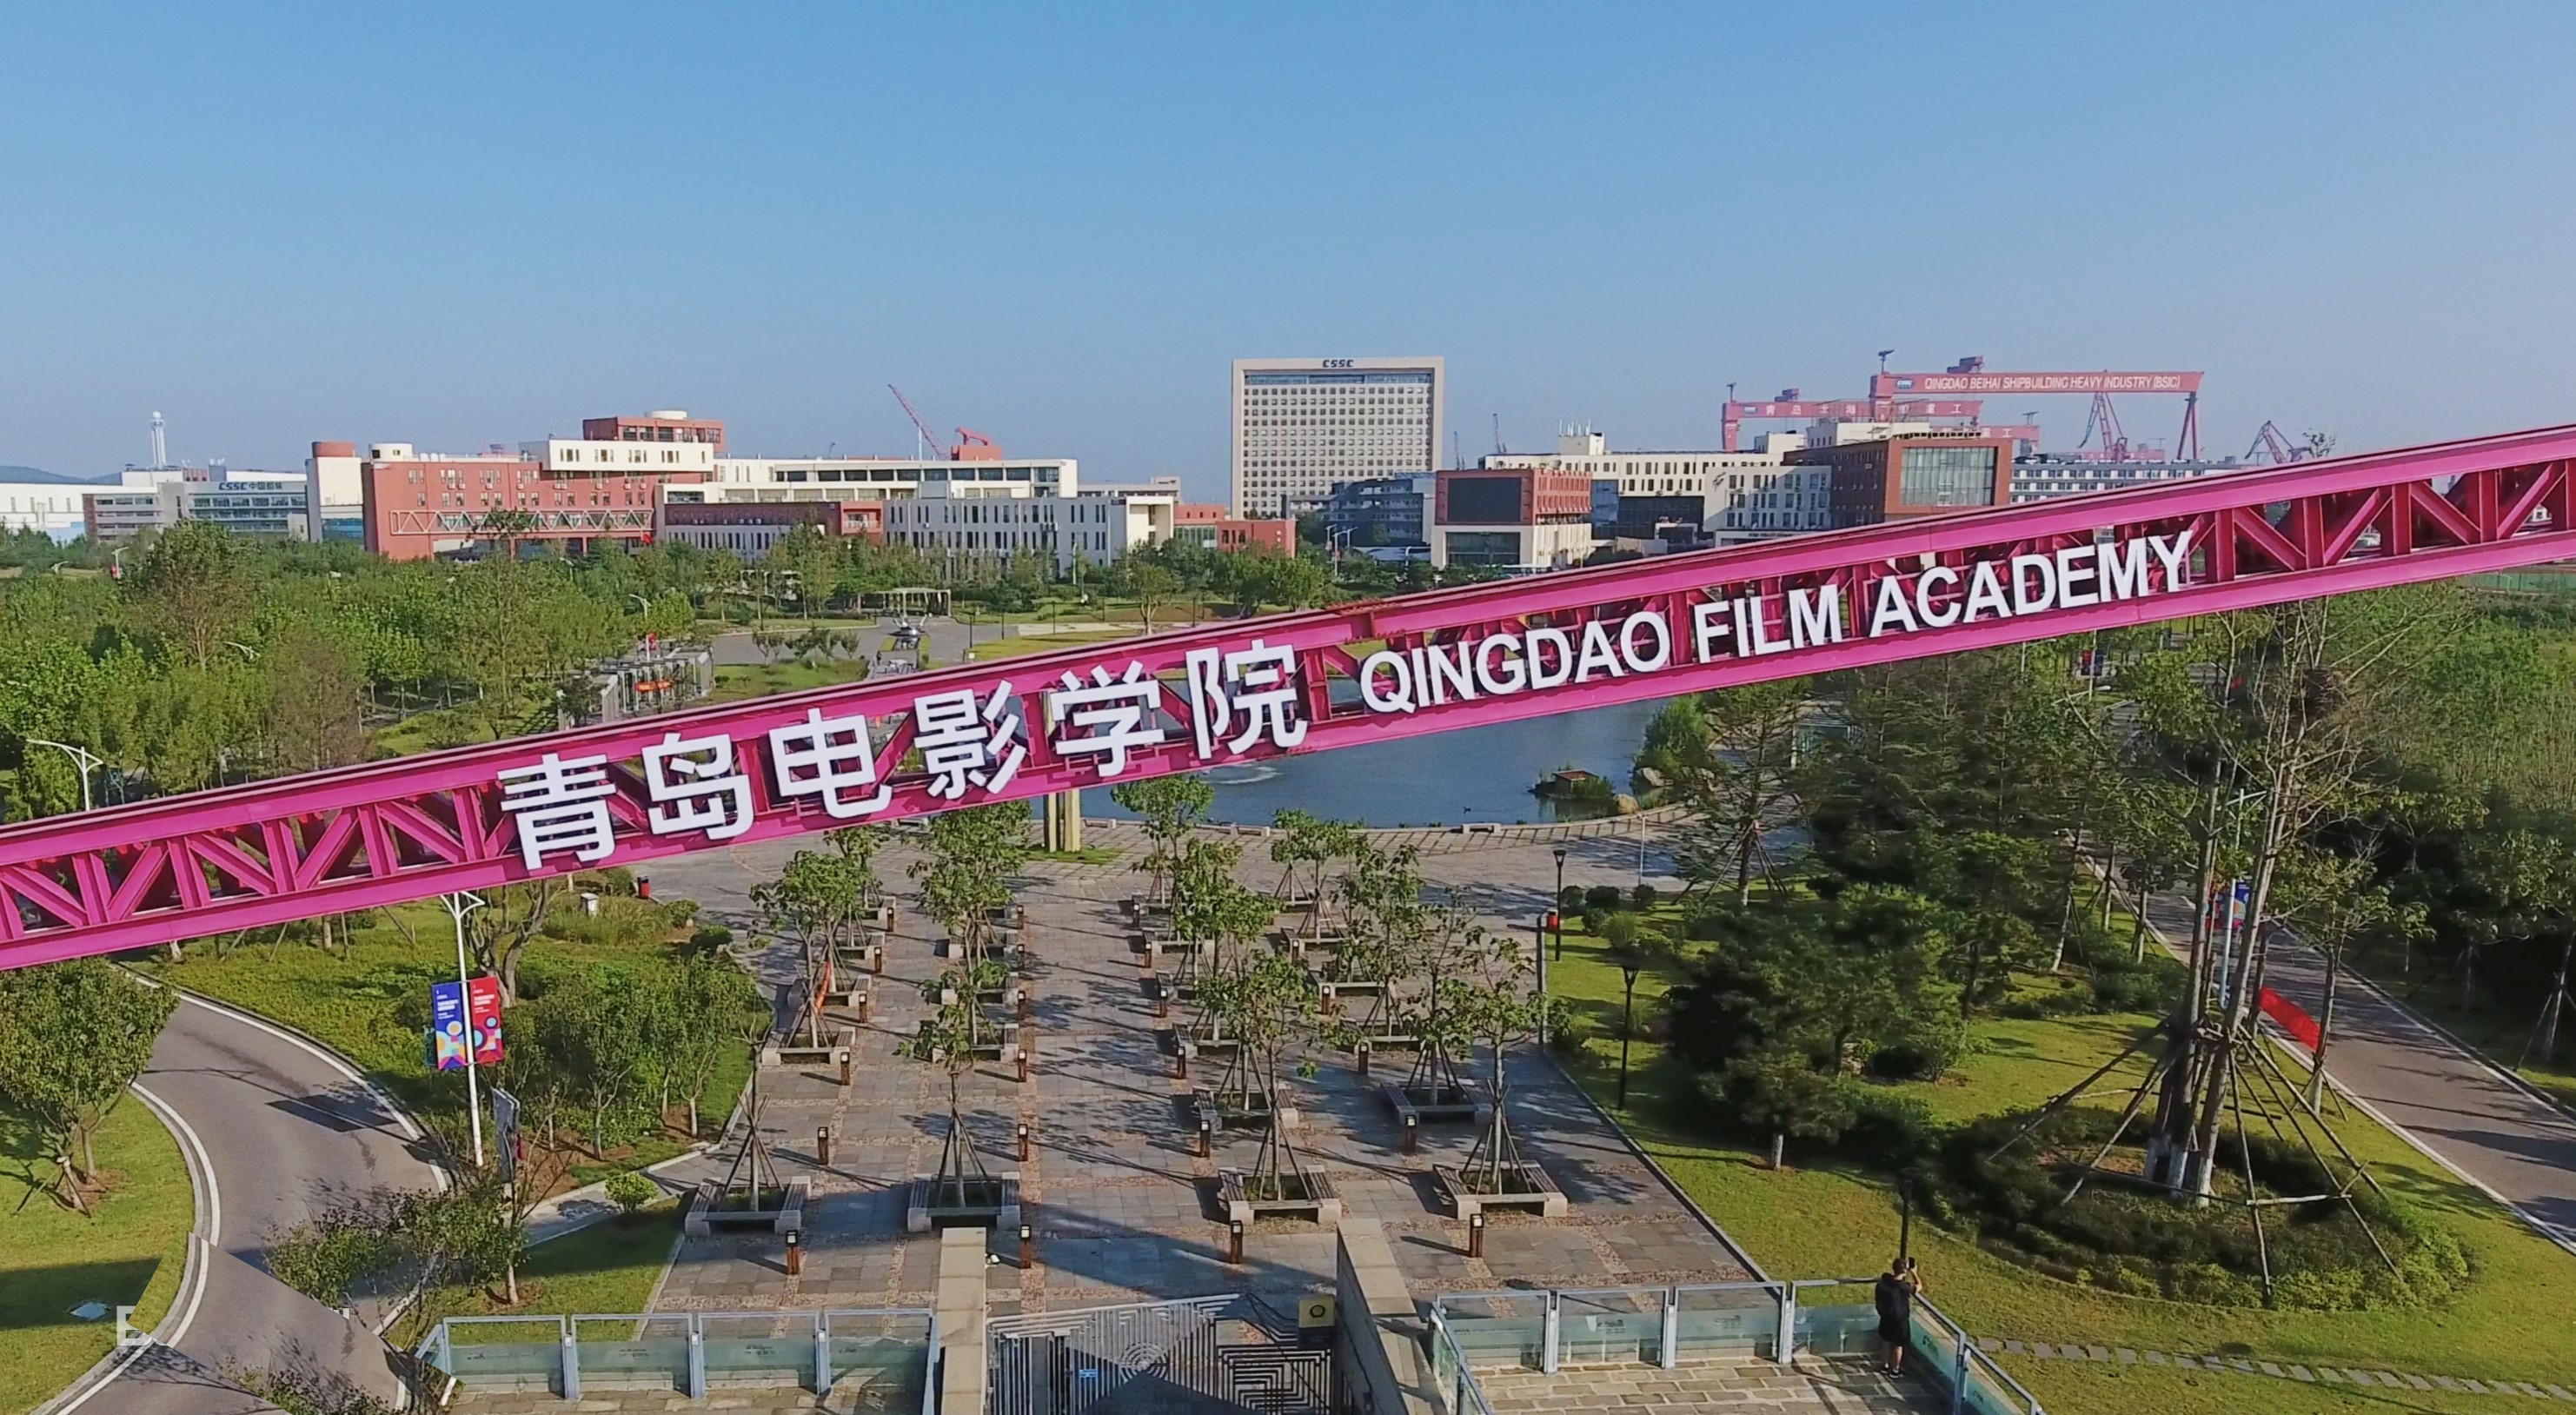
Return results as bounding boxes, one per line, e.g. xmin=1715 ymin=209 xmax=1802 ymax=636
xmin=5 ymin=423 xmax=2576 ymax=970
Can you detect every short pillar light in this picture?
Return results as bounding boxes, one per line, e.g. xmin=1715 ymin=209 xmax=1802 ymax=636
xmin=838 ymin=1051 xmax=854 ymax=1087
xmin=1017 ymin=1122 xmax=1032 ymax=1162
xmin=816 ymin=1126 xmax=833 ymax=1166
xmin=1467 ymin=1211 xmax=1485 ymax=1259
xmin=1019 ymin=1222 xmax=1035 ymax=1269
xmin=1016 ymin=1044 xmax=1032 ymax=1084
xmin=784 ymin=1228 xmax=803 ymax=1278
xmin=1197 ymin=1115 xmax=1214 ymax=1158
xmin=1227 ymin=1219 xmax=1245 ymax=1266
xmin=1403 ymin=1113 xmax=1418 ymax=1154
xmin=1356 ymin=1040 xmax=1371 ymax=1079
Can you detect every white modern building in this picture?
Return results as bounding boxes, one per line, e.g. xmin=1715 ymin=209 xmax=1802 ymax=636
xmin=0 ymin=477 xmax=99 ymax=540
xmin=1232 ymin=357 xmax=1444 ymax=518
xmin=2008 ymin=455 xmax=2245 ymax=503
xmin=88 ymin=468 xmax=312 ymax=541
xmin=683 ymin=455 xmax=1078 ymax=504
xmin=880 ymin=482 xmax=1176 ymax=575
xmin=1484 ymin=429 xmax=1832 ymax=548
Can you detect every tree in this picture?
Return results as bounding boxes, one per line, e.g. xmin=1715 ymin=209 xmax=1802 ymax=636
xmin=0 ymin=960 xmax=177 ymax=1199
xmin=1269 ymin=809 xmax=1361 ymax=935
xmin=552 ymin=967 xmax=655 ymax=1157
xmin=462 ymin=880 xmax=561 ymax=1004
xmin=1198 ymin=948 xmax=1323 ymax=1200
xmin=475 ymin=507 xmax=541 ymax=558
xmin=1127 ymin=562 xmax=1180 ymax=633
xmin=1113 ymin=773 xmax=1215 ymax=904
xmin=909 ymin=803 xmax=1032 ymax=964
xmin=128 ymin=519 xmax=252 ymax=669
xmin=650 ymin=953 xmax=763 ymax=1138
xmin=754 ymin=847 xmax=876 ymax=1046
xmin=1445 ymin=915 xmax=1551 ymax=1196
xmin=256 ymin=626 xmax=370 ymax=774
xmin=1662 ymin=681 xmax=1808 ymax=903
xmin=2272 ymin=837 xmax=2428 ymax=1106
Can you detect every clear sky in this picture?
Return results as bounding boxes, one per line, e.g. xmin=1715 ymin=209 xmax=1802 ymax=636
xmin=4 ymin=3 xmax=2573 ymax=496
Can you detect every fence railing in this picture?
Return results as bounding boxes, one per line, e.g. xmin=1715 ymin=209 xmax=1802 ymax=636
xmin=415 ymin=1307 xmax=935 ymax=1411
xmin=1426 ymin=1282 xmax=2044 ymax=1415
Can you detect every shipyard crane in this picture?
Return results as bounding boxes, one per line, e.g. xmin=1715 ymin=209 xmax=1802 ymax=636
xmin=887 ymin=384 xmax=944 ymax=460
xmin=2245 ymin=421 xmax=2311 ymax=465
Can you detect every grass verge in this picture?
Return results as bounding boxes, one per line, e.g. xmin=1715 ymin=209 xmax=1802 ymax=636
xmin=144 ymin=901 xmax=749 ymax=1199
xmin=0 ymin=1098 xmax=193 ymax=1415
xmin=1541 ymin=913 xmax=2576 ymax=1412
xmin=396 ymin=1199 xmax=682 ymax=1348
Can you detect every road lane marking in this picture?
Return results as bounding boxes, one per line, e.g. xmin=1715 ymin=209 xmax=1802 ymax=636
xmin=59 ymin=1083 xmax=220 ymax=1412
xmin=177 ymin=993 xmax=447 ymax=1192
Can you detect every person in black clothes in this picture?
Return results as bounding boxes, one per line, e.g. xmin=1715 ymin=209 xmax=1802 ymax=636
xmin=1874 ymin=1258 xmax=1919 ymax=1375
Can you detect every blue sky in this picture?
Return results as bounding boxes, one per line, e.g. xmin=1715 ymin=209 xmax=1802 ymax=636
xmin=4 ymin=3 xmax=2573 ymax=497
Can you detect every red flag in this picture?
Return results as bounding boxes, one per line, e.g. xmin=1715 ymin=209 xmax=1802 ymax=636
xmin=2258 ymin=987 xmax=2320 ymax=1052
xmin=465 ymin=974 xmax=505 ymax=1065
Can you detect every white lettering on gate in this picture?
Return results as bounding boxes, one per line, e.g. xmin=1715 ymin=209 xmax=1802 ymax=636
xmin=1046 ymin=663 xmax=1170 ymax=777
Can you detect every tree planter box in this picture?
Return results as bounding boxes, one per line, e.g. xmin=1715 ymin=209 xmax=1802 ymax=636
xmin=1312 ymin=975 xmax=1386 ymax=1009
xmin=904 ymin=1173 xmax=1021 ymax=1232
xmin=1123 ymin=895 xmax=1170 ymax=923
xmin=1140 ymin=933 xmax=1207 ymax=958
xmin=1432 ymin=1162 xmax=1568 ymax=1219
xmin=822 ymin=982 xmax=870 ymax=1014
xmin=1271 ymin=929 xmax=1346 ymax=959
xmin=1218 ymin=1169 xmax=1341 ymax=1226
xmin=1192 ymin=1086 xmax=1300 ymax=1132
xmin=1381 ymin=1080 xmax=1488 ymax=1126
xmin=685 ymin=1175 xmax=809 ymax=1238
xmin=913 ymin=1019 xmax=1021 ymax=1062
xmin=762 ymin=1028 xmax=854 ymax=1068
xmin=1340 ymin=1032 xmax=1422 ymax=1056
xmin=1170 ymin=1026 xmax=1241 ymax=1061
xmin=833 ymin=940 xmax=884 ymax=975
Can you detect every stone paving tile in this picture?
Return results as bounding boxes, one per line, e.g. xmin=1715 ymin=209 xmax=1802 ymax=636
xmin=640 ymin=828 xmax=1757 ymax=1319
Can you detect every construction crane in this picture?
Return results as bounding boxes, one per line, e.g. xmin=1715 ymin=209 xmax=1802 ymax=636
xmin=2245 ymin=421 xmax=2310 ymax=464
xmin=887 ymin=385 xmax=942 ymax=460
xmin=2077 ymin=392 xmax=2134 ymax=462
xmin=951 ymin=428 xmax=1002 ymax=462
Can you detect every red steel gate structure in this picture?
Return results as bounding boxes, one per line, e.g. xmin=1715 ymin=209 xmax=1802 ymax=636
xmin=4 ymin=422 xmax=2575 ymax=971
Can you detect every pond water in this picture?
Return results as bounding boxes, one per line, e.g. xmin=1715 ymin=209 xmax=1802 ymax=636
xmin=1079 ymin=698 xmax=1669 ymax=828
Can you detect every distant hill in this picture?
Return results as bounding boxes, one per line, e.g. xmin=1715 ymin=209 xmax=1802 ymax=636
xmin=0 ymin=466 xmax=110 ymax=485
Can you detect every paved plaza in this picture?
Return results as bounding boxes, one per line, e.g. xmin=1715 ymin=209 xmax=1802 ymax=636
xmin=637 ymin=818 xmax=1755 ymax=1319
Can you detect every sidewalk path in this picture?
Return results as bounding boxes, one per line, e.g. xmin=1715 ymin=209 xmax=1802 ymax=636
xmin=2137 ymin=888 xmax=2576 ymax=1256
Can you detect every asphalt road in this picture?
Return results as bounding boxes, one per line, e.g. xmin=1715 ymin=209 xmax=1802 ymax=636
xmin=56 ymin=993 xmax=441 ymax=1413
xmin=2141 ymin=888 xmax=2576 ymax=1256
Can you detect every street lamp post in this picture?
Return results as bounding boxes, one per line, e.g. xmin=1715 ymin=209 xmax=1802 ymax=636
xmin=442 ymin=892 xmax=491 ymax=1169
xmin=1617 ymin=955 xmax=1645 ymax=1109
xmin=25 ymin=739 xmax=102 ymax=812
xmin=1551 ymin=847 xmax=1568 ymax=961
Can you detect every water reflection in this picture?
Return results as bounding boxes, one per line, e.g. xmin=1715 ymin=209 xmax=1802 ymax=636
xmin=1081 ymin=698 xmax=1667 ymax=828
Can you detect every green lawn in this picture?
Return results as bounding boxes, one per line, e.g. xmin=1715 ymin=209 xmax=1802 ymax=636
xmin=144 ymin=901 xmax=750 ymax=1199
xmin=968 ymin=627 xmax=1146 ymax=661
xmin=401 ymin=1200 xmax=681 ymax=1345
xmin=709 ymin=658 xmax=874 ymax=702
xmin=0 ymin=1098 xmax=194 ymax=1415
xmin=1542 ymin=913 xmax=2576 ymax=1413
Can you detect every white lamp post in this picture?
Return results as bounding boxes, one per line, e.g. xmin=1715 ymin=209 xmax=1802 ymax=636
xmin=441 ymin=892 xmax=491 ymax=1169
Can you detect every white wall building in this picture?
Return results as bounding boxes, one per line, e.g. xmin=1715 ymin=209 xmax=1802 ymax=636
xmin=0 ymin=479 xmax=99 ymax=540
xmin=2008 ymin=455 xmax=2245 ymax=503
xmin=89 ymin=473 xmax=311 ymax=541
xmin=523 ymin=437 xmax=720 ymax=478
xmin=1484 ymin=430 xmax=1833 ymax=547
xmin=880 ymin=482 xmax=1175 ymax=574
xmin=1231 ymin=357 xmax=1444 ymax=518
xmin=674 ymin=455 xmax=1079 ymax=505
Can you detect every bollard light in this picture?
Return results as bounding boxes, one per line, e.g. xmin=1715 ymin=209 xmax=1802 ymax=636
xmin=1019 ymin=1222 xmax=1035 ymax=1269
xmin=1467 ymin=1211 xmax=1485 ymax=1258
xmin=816 ymin=1126 xmax=833 ymax=1166
xmin=1198 ymin=1116 xmax=1213 ymax=1158
xmin=1227 ymin=1219 xmax=1245 ymax=1266
xmin=1404 ymin=1113 xmax=1418 ymax=1153
xmin=785 ymin=1228 xmax=803 ymax=1277
xmin=1356 ymin=1041 xmax=1371 ymax=1079
xmin=1017 ymin=1122 xmax=1032 ymax=1162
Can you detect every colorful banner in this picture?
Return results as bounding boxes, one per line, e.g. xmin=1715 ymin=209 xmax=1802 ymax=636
xmin=430 ymin=976 xmax=504 ymax=1070
xmin=430 ymin=979 xmax=468 ymax=1071
xmin=466 ymin=973 xmax=504 ymax=1066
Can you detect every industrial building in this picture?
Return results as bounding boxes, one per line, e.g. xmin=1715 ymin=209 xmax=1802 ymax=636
xmin=89 ymin=466 xmax=312 ymax=541
xmin=0 ymin=475 xmax=99 ymax=539
xmin=1231 ymin=357 xmax=1444 ymax=519
xmin=1792 ymin=434 xmax=2016 ymax=528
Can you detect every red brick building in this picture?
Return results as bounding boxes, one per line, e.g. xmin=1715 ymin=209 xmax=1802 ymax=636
xmin=656 ymin=499 xmax=884 ymax=555
xmin=1176 ymin=502 xmax=1296 ymax=555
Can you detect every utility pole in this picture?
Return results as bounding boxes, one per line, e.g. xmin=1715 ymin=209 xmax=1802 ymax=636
xmin=442 ymin=892 xmax=490 ymax=1168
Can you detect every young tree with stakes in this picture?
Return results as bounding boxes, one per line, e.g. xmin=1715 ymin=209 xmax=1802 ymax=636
xmin=1430 ymin=916 xmax=1551 ymax=1198
xmin=754 ymin=848 xmax=874 ymax=1046
xmin=911 ymin=803 xmax=1032 ymax=965
xmin=909 ymin=980 xmax=999 ymax=1211
xmin=1201 ymin=948 xmax=1324 ymax=1203
xmin=1114 ymin=773 xmax=1216 ymax=907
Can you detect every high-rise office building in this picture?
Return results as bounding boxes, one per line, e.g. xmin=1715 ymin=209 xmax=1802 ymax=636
xmin=1231 ymin=356 xmax=1444 ymax=517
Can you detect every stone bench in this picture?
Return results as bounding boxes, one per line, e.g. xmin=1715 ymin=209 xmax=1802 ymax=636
xmin=904 ymin=1172 xmax=1022 ymax=1232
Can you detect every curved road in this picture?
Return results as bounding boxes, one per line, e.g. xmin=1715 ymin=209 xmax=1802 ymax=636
xmin=55 ymin=993 xmax=441 ymax=1413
